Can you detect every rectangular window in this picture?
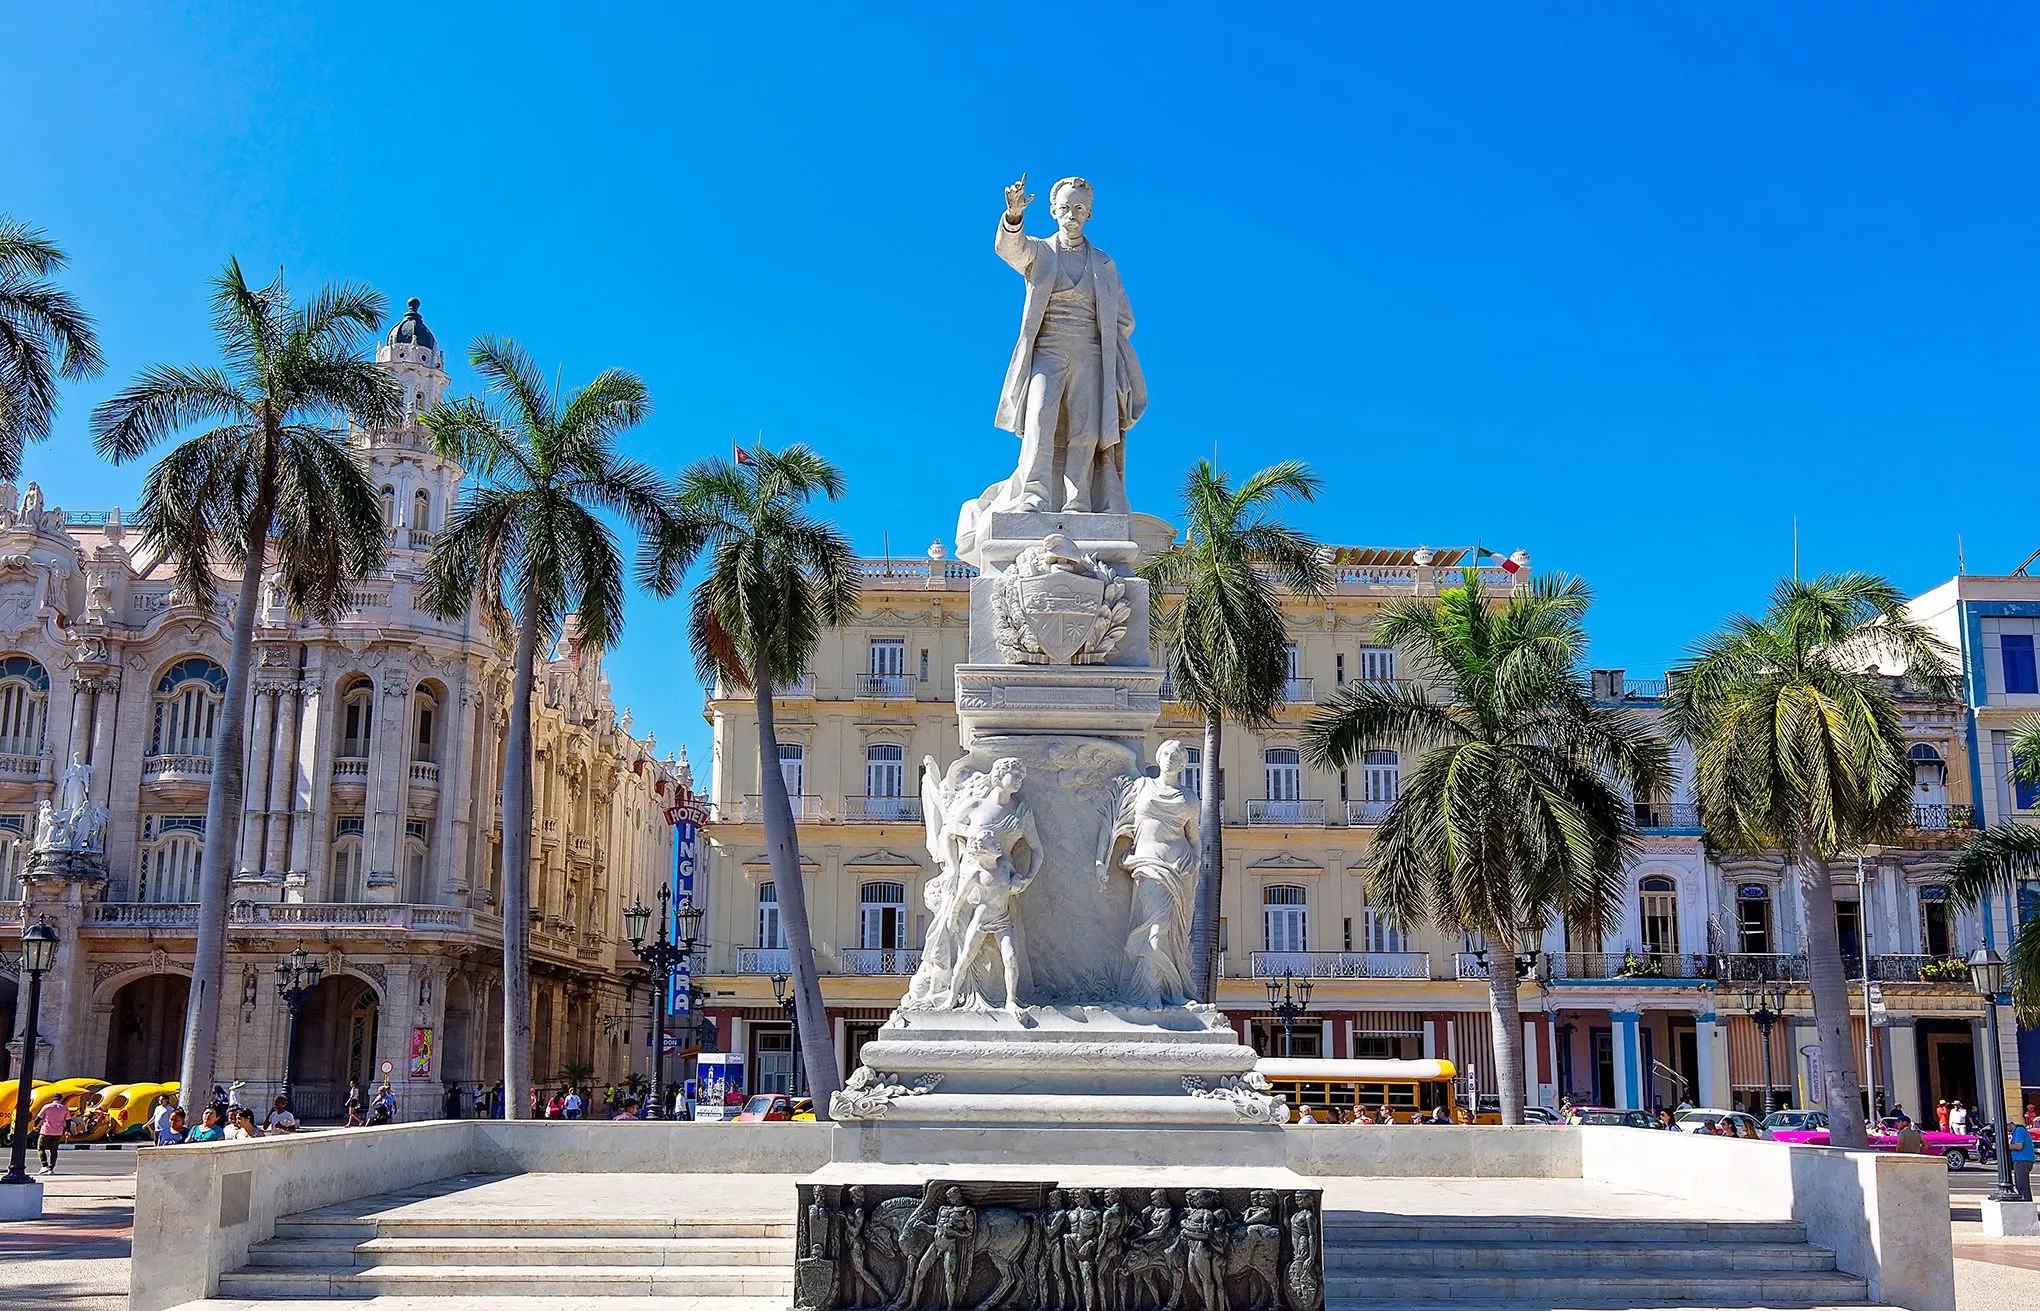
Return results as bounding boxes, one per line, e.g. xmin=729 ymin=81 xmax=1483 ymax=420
xmin=1342 ymin=917 xmax=1353 ymax=951
xmin=1285 ymin=643 xmax=1302 ymax=680
xmin=1335 ymin=653 xmax=1346 ymax=685
xmin=868 ymin=639 xmax=908 ymax=697
xmin=1178 ymin=747 xmax=1202 ymax=797
xmin=1835 ymin=899 xmax=1864 ymax=963
xmin=1358 ymin=647 xmax=1396 ymax=683
xmin=1920 ymin=889 xmax=1953 ymax=957
xmin=1736 ymin=889 xmax=1772 ymax=955
xmin=2005 ymin=634 xmax=2039 ymax=695
xmin=1364 ymin=907 xmax=1406 ymax=954
xmin=754 ymin=1030 xmax=795 ymax=1094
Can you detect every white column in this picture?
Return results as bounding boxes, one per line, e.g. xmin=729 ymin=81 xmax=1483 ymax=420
xmin=64 ymin=675 xmax=95 ymax=767
xmin=88 ymin=674 xmax=121 ymax=804
xmin=264 ymin=681 xmax=301 ymax=874
xmin=288 ymin=680 xmax=326 ymax=895
xmin=1887 ymin=1020 xmax=1923 ymax=1119
xmin=1696 ymin=1012 xmax=1730 ymax=1108
xmin=239 ymin=685 xmax=277 ymax=874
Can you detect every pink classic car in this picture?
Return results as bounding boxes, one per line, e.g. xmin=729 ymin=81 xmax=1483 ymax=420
xmin=1767 ymin=1112 xmax=1983 ymax=1170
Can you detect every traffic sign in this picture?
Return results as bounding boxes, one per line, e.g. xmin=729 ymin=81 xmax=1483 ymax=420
xmin=381 ymin=1059 xmax=394 ymax=1076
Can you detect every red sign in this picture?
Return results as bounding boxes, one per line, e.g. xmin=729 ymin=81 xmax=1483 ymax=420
xmin=665 ymin=797 xmax=708 ymax=827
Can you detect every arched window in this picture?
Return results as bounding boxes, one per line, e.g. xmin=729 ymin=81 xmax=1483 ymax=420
xmin=1359 ymin=749 xmax=1400 ymax=822
xmin=410 ymin=488 xmax=431 ymax=532
xmin=756 ymin=881 xmax=785 ymax=949
xmin=860 ymin=881 xmax=907 ymax=949
xmin=379 ymin=484 xmax=397 ymax=526
xmin=0 ymin=654 xmax=49 ymax=758
xmin=1639 ymin=875 xmax=1679 ymax=957
xmin=331 ymin=816 xmax=365 ymax=900
xmin=137 ymin=815 xmax=204 ymax=902
xmin=149 ymin=658 xmax=227 ymax=758
xmin=338 ymin=676 xmax=374 ymax=759
xmin=1263 ymin=884 xmax=1307 ymax=953
xmin=413 ymin=686 xmax=439 ymax=763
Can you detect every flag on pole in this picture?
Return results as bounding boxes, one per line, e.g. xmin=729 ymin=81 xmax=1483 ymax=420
xmin=1476 ymin=544 xmax=1524 ymax=575
xmin=733 ymin=444 xmax=756 ymax=467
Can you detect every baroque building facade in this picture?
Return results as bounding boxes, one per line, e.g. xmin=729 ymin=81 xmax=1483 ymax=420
xmin=697 ymin=542 xmax=2002 ymax=1118
xmin=0 ymin=301 xmax=683 ymax=1118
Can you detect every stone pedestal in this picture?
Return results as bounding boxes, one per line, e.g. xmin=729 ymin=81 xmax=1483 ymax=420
xmin=1982 ymin=1196 xmax=2039 ymax=1237
xmin=0 ymin=1178 xmax=45 ymax=1220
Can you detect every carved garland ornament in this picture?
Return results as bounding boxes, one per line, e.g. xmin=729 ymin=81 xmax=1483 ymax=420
xmin=1183 ymin=1072 xmax=1291 ymax=1125
xmin=827 ymin=1067 xmax=943 ymax=1121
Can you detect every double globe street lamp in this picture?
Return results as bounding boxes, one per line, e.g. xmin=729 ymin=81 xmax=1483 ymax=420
xmin=1738 ymin=974 xmax=1789 ymax=1115
xmin=770 ymin=972 xmax=805 ymax=1096
xmin=273 ymin=941 xmax=324 ymax=1111
xmin=3 ymin=920 xmax=60 ymax=1200
xmin=623 ymin=883 xmax=703 ymax=1120
xmin=1265 ymin=970 xmax=1313 ymax=1059
xmin=1966 ymin=947 xmax=2021 ymax=1204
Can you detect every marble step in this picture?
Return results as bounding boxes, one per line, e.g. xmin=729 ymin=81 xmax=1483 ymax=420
xmin=1327 ymin=1241 xmax=1838 ymax=1273
xmin=216 ymin=1263 xmax=795 ymax=1299
xmin=1321 ymin=1270 xmax=1869 ymax=1306
xmin=246 ymin=1235 xmax=796 ymax=1268
xmin=272 ymin=1216 xmax=794 ymax=1241
xmin=1324 ymin=1217 xmax=1809 ymax=1246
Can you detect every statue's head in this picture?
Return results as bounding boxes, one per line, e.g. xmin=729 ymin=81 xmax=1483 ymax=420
xmin=944 ymin=1186 xmax=966 ymax=1204
xmin=990 ymin=757 xmax=1025 ymax=795
xmin=1150 ymin=1188 xmax=1169 ymax=1206
xmin=1156 ymin=740 xmax=1187 ymax=780
xmin=1049 ymin=177 xmax=1093 ymax=242
xmin=965 ymin=827 xmax=1001 ymax=868
xmin=1049 ymin=1189 xmax=1067 ymax=1207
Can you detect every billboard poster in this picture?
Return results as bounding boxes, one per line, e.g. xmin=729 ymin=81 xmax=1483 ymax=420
xmin=695 ymin=1052 xmax=744 ymax=1120
xmin=409 ymin=1026 xmax=434 ymax=1079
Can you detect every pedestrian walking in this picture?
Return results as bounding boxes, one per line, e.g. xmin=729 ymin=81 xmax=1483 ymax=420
xmin=343 ymin=1079 xmax=366 ymax=1127
xmin=34 ymin=1097 xmax=72 ymax=1173
xmin=2008 ymin=1120 xmax=2035 ymax=1202
xmin=490 ymin=1080 xmax=505 ymax=1119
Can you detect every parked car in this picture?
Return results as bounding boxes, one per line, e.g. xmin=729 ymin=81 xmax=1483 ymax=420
xmin=1568 ymin=1107 xmax=1662 ymax=1130
xmin=1673 ymin=1108 xmax=1767 ymax=1138
xmin=1769 ymin=1120 xmax=1982 ymax=1170
xmin=1761 ymin=1109 xmax=1827 ymax=1135
xmin=1519 ymin=1105 xmax=1562 ymax=1126
xmin=734 ymin=1094 xmax=816 ymax=1122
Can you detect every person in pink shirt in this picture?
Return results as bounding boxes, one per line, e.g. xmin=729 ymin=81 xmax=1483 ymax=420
xmin=35 ymin=1097 xmax=72 ymax=1174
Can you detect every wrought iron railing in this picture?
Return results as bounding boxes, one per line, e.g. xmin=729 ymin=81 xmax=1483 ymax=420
xmin=1869 ymin=953 xmax=1971 ymax=984
xmin=1551 ymin=950 xmax=1712 ymax=980
xmin=734 ymin=947 xmax=793 ymax=975
xmin=1244 ymin=798 xmax=1325 ymax=825
xmin=843 ymin=795 xmax=923 ymax=822
xmin=83 ymin=902 xmax=483 ymax=933
xmin=841 ymin=948 xmax=922 ymax=976
xmin=1910 ymin=804 xmax=1978 ymax=832
xmin=1281 ymin=677 xmax=1315 ymax=703
xmin=1714 ymin=952 xmax=1809 ymax=983
xmin=1345 ymin=798 xmax=1393 ymax=825
xmin=1633 ymin=802 xmax=1701 ymax=830
xmin=857 ymin=673 xmax=914 ymax=699
xmin=1249 ymin=950 xmax=1430 ymax=980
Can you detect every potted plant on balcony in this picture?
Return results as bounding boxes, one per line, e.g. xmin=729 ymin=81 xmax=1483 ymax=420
xmin=1617 ymin=950 xmax=1664 ymax=979
xmin=1917 ymin=956 xmax=1970 ymax=984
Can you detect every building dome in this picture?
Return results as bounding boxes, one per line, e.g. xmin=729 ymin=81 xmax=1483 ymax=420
xmin=387 ymin=297 xmax=437 ymax=351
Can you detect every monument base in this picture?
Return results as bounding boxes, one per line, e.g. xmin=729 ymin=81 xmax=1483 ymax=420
xmin=1982 ymin=1196 xmax=2039 ymax=1237
xmin=0 ymin=1177 xmax=45 ymax=1220
xmin=834 ymin=1005 xmax=1286 ymax=1129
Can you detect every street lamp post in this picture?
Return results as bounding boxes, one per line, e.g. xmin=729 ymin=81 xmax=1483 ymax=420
xmin=1967 ymin=947 xmax=2020 ymax=1203
xmin=272 ymin=940 xmax=324 ymax=1111
xmin=3 ymin=920 xmax=60 ymax=1192
xmin=1739 ymin=974 xmax=1788 ymax=1115
xmin=1265 ymin=970 xmax=1313 ymax=1059
xmin=770 ymin=972 xmax=804 ymax=1096
xmin=624 ymin=883 xmax=704 ymax=1121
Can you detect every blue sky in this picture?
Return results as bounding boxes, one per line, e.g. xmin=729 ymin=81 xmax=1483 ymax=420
xmin=7 ymin=4 xmax=2040 ymax=764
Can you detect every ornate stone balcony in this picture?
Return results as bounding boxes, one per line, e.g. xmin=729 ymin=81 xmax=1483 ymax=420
xmin=331 ymin=757 xmax=370 ymax=780
xmin=840 ymin=947 xmax=923 ymax=976
xmin=1280 ymin=677 xmax=1315 ymax=704
xmin=0 ymin=751 xmax=47 ymax=781
xmin=408 ymin=761 xmax=441 ymax=788
xmin=82 ymin=901 xmax=485 ymax=935
xmin=141 ymin=754 xmax=213 ymax=786
xmin=856 ymin=673 xmax=914 ymax=699
xmin=741 ymin=794 xmax=823 ymax=822
xmin=1244 ymin=798 xmax=1324 ymax=826
xmin=1244 ymin=950 xmax=1430 ymax=980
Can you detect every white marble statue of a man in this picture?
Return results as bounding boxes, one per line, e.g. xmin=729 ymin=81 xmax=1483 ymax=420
xmin=964 ymin=174 xmax=1146 ymax=544
xmin=1096 ymin=740 xmax=1201 ymax=1008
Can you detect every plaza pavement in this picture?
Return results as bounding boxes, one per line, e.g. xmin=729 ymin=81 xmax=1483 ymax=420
xmin=4 ymin=1139 xmax=2039 ymax=1310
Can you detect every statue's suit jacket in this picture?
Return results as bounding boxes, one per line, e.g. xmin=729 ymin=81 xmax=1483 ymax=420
xmin=993 ymin=219 xmax=1147 ymax=447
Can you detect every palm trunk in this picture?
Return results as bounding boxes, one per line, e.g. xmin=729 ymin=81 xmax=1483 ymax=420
xmin=176 ymin=461 xmax=276 ymax=1105
xmin=1486 ymin=942 xmax=1526 ymax=1125
xmin=498 ymin=594 xmax=542 ymax=1119
xmin=754 ymin=668 xmax=843 ymax=1112
xmin=1796 ymin=833 xmax=1866 ymax=1147
xmin=1188 ymin=713 xmax=1225 ymax=1003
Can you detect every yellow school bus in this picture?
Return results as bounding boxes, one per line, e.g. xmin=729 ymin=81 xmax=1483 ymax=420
xmin=1256 ymin=1057 xmax=1483 ymax=1123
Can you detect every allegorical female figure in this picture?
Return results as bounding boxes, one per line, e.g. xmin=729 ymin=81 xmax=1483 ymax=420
xmin=1096 ymin=740 xmax=1200 ymax=1008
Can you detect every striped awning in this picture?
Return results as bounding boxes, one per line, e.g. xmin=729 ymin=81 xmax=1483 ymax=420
xmin=1351 ymin=1010 xmax=1425 ymax=1037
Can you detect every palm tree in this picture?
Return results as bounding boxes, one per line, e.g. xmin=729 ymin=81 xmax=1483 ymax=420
xmin=1 ymin=217 xmax=104 ymax=479
xmin=1666 ymin=574 xmax=1956 ymax=1146
xmin=1947 ymin=716 xmax=2040 ymax=1021
xmin=91 ymin=260 xmax=402 ymax=1103
xmin=1304 ymin=571 xmax=1666 ymax=1124
xmin=653 ymin=444 xmax=857 ymax=1111
xmin=420 ymin=337 xmax=667 ymax=1120
xmin=1140 ymin=460 xmax=1328 ymax=1001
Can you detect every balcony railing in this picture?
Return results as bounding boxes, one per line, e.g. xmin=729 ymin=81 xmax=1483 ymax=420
xmin=857 ymin=673 xmax=914 ymax=699
xmin=83 ymin=902 xmax=483 ymax=933
xmin=1910 ymin=804 xmax=1978 ymax=832
xmin=853 ymin=558 xmax=979 ymax=587
xmin=332 ymin=756 xmax=369 ymax=780
xmin=1715 ymin=952 xmax=1809 ymax=983
xmin=1869 ymin=953 xmax=1972 ymax=984
xmin=1633 ymin=802 xmax=1702 ymax=831
xmin=841 ymin=947 xmax=923 ymax=976
xmin=141 ymin=754 xmax=213 ymax=784
xmin=1245 ymin=798 xmax=1324 ymax=825
xmin=1552 ymin=950 xmax=1712 ymax=980
xmin=844 ymin=795 xmax=923 ymax=822
xmin=1345 ymin=798 xmax=1393 ymax=825
xmin=1281 ymin=677 xmax=1315 ymax=703
xmin=742 ymin=794 xmax=823 ymax=822
xmin=409 ymin=761 xmax=441 ymax=788
xmin=1249 ymin=950 xmax=1430 ymax=980
xmin=735 ymin=947 xmax=792 ymax=974
xmin=777 ymin=674 xmax=816 ymax=698
xmin=1454 ymin=952 xmax=1492 ymax=980
xmin=0 ymin=752 xmax=46 ymax=780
